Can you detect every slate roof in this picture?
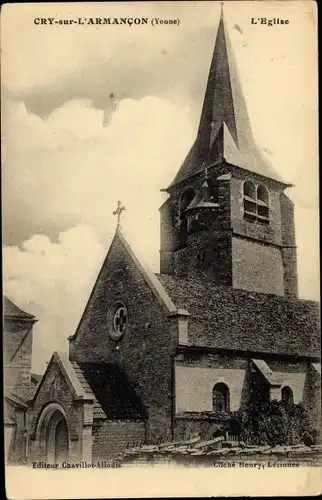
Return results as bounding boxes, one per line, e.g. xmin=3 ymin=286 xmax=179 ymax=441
xmin=157 ymin=274 xmax=320 ymax=358
xmin=251 ymin=359 xmax=281 ymax=385
xmin=3 ymin=296 xmax=35 ymax=320
xmin=70 ymin=362 xmax=106 ymax=420
xmin=34 ymin=352 xmax=146 ymax=421
xmin=31 ymin=373 xmax=42 ymax=385
xmin=75 ymin=362 xmax=147 ymax=421
xmin=167 ymin=11 xmax=287 ymax=189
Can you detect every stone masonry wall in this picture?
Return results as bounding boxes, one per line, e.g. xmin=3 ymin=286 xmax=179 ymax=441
xmin=280 ymin=193 xmax=298 ymax=297
xmin=4 ymin=321 xmax=33 ymax=400
xmin=175 ymin=356 xmax=248 ymax=413
xmin=232 ymin=237 xmax=285 ymax=296
xmin=6 ymin=402 xmax=27 ymax=464
xmin=70 ymin=233 xmax=178 ymax=443
xmin=174 ymin=418 xmax=225 ymax=441
xmin=92 ymin=420 xmax=145 ymax=461
xmin=160 ymin=167 xmax=294 ymax=299
xmin=173 ymin=352 xmax=318 ymax=439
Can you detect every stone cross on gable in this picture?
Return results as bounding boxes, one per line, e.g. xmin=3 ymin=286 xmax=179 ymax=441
xmin=113 ymin=200 xmax=126 ymax=227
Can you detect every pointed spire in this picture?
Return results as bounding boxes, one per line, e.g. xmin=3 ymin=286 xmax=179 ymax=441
xmin=167 ymin=8 xmax=287 ymax=189
xmin=196 ymin=6 xmax=238 ymax=159
xmin=219 ymin=1 xmax=225 ymax=27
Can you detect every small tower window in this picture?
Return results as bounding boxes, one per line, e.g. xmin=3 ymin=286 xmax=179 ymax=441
xmin=243 ymin=181 xmax=270 ymax=224
xmin=257 ymin=184 xmax=269 ymax=223
xmin=244 ymin=180 xmax=256 ymax=199
xmin=213 ymin=383 xmax=230 ymax=413
xmin=281 ymin=386 xmax=294 ymax=406
xmin=243 ymin=181 xmax=257 ymax=222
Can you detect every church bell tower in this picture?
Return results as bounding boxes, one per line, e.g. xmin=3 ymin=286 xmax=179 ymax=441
xmin=160 ymin=7 xmax=298 ymax=298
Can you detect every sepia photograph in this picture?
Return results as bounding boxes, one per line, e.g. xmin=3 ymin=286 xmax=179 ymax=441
xmin=2 ymin=1 xmax=320 ymax=498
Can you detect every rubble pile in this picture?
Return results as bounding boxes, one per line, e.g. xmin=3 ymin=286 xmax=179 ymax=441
xmin=122 ymin=435 xmax=322 ymax=462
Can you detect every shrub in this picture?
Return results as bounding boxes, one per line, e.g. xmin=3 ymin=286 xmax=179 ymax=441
xmin=229 ymin=401 xmax=318 ymax=446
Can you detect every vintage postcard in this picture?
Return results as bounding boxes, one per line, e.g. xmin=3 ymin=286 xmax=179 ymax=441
xmin=2 ymin=0 xmax=320 ymax=498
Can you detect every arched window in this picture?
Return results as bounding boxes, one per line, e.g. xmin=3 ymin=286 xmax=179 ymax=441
xmin=281 ymin=386 xmax=294 ymax=406
xmin=244 ymin=180 xmax=256 ymax=199
xmin=213 ymin=383 xmax=230 ymax=413
xmin=243 ymin=181 xmax=257 ymax=222
xmin=257 ymin=184 xmax=269 ymax=205
xmin=243 ymin=181 xmax=270 ymax=224
xmin=257 ymin=185 xmax=269 ymax=223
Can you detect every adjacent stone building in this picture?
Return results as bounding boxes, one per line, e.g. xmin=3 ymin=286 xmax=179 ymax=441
xmin=4 ymin=297 xmax=37 ymax=464
xmin=27 ymin=10 xmax=320 ymax=464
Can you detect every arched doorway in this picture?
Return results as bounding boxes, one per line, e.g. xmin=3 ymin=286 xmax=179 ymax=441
xmin=38 ymin=404 xmax=69 ymax=465
xmin=48 ymin=413 xmax=69 ymax=464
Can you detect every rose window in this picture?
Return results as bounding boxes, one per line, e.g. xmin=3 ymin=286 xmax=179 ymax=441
xmin=113 ymin=306 xmax=128 ymax=335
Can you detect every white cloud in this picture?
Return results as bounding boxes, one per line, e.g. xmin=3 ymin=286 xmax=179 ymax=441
xmin=2 ymin=95 xmax=194 ymax=248
xmin=4 ymin=225 xmax=106 ymax=373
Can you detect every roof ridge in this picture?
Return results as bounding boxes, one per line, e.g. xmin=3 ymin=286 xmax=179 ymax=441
xmin=157 ymin=274 xmax=320 ymax=358
xmin=3 ymin=296 xmax=35 ymax=320
xmin=116 ymin=227 xmax=178 ymax=314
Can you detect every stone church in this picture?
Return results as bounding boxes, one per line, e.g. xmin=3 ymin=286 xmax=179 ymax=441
xmin=27 ymin=10 xmax=320 ymax=464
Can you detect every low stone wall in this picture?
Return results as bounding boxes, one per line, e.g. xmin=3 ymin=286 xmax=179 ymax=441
xmin=121 ymin=436 xmax=322 ymax=467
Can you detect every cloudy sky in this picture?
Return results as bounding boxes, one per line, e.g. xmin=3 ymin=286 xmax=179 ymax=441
xmin=2 ymin=1 xmax=318 ymax=373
